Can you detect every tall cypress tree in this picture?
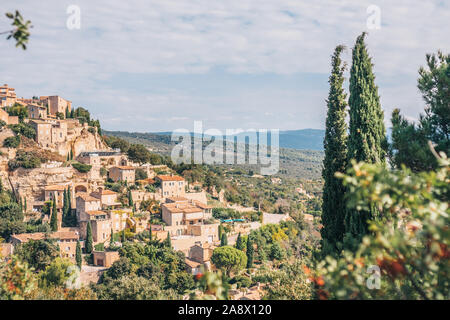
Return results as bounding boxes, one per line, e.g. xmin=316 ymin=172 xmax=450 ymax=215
xmin=128 ymin=190 xmax=133 ymax=207
xmin=220 ymin=233 xmax=228 ymax=246
xmin=148 ymin=223 xmax=152 ymax=240
xmin=62 ymin=188 xmax=68 ymax=226
xmin=218 ymin=224 xmax=223 ymax=240
xmin=246 ymin=237 xmax=254 ymax=269
xmin=235 ymin=232 xmax=245 ymax=251
xmin=86 ymin=221 xmax=93 ymax=254
xmin=76 ymin=241 xmax=82 ymax=269
xmin=321 ymin=45 xmax=348 ymax=254
xmin=345 ymin=32 xmax=387 ymax=243
xmin=164 ymin=231 xmax=171 ymax=248
xmin=50 ymin=200 xmax=58 ymax=231
xmin=110 ymin=228 xmax=114 ymax=246
xmin=67 ymin=186 xmax=73 ymax=225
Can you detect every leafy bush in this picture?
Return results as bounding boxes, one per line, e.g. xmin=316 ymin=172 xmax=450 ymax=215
xmin=211 ymin=246 xmax=247 ymax=276
xmin=212 ymin=208 xmax=242 ymax=220
xmin=312 ymin=159 xmax=449 ymax=300
xmin=39 ymin=258 xmax=77 ymax=288
xmin=94 ymin=243 xmax=105 ymax=251
xmin=8 ymin=150 xmax=42 ymax=170
xmin=0 ymin=256 xmax=37 ymax=300
xmin=3 ymin=136 xmax=20 ymax=148
xmin=8 ymin=123 xmax=36 ymax=139
xmin=72 ymin=162 xmax=92 ymax=173
xmin=135 ymin=168 xmax=148 ymax=180
xmin=230 ymin=275 xmax=251 ymax=288
xmin=6 ymin=104 xmax=28 ymax=121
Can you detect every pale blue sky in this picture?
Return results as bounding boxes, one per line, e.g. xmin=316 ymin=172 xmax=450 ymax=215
xmin=0 ymin=0 xmax=449 ymax=132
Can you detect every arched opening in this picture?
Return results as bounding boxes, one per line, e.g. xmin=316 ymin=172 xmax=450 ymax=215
xmin=75 ymin=185 xmax=87 ymax=193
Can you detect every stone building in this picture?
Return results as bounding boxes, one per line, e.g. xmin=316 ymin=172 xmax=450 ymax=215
xmin=87 ymin=211 xmax=112 ymax=243
xmin=27 ymin=103 xmax=47 ymax=119
xmin=92 ymin=250 xmax=120 ymax=267
xmin=44 ymin=184 xmax=70 ymax=209
xmin=130 ymin=189 xmax=161 ymax=208
xmin=0 ymin=84 xmax=17 ymax=107
xmin=77 ymin=150 xmax=127 ymax=167
xmin=40 ymin=95 xmax=72 ymax=116
xmin=0 ymin=108 xmax=19 ymax=124
xmin=10 ymin=229 xmax=80 ymax=262
xmin=29 ymin=119 xmax=68 ymax=148
xmin=156 ymin=175 xmax=186 ymax=198
xmin=189 ymin=242 xmax=214 ymax=265
xmin=161 ymin=197 xmax=215 ymax=238
xmin=90 ymin=188 xmax=121 ymax=208
xmin=76 ymin=193 xmax=102 ymax=222
xmin=109 ymin=166 xmax=135 ymax=183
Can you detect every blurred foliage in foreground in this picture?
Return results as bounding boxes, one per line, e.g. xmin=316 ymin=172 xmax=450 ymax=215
xmin=311 ymin=155 xmax=449 ymax=299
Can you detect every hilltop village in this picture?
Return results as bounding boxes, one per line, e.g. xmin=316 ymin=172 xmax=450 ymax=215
xmin=0 ymin=84 xmax=321 ymax=299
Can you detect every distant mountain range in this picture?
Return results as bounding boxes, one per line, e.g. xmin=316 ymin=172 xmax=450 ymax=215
xmin=146 ymin=128 xmax=326 ymax=151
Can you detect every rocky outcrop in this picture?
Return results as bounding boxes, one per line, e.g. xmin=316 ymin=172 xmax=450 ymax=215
xmin=9 ymin=166 xmax=76 ymax=204
xmin=55 ymin=127 xmax=110 ymax=157
xmin=72 ymin=128 xmax=109 ymax=156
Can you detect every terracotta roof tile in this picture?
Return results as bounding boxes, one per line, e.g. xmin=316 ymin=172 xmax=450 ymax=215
xmin=77 ymin=193 xmax=100 ymax=202
xmin=156 ymin=175 xmax=185 ymax=182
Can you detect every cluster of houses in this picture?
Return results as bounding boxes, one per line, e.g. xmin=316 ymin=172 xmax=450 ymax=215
xmin=0 ymin=84 xmax=221 ymax=273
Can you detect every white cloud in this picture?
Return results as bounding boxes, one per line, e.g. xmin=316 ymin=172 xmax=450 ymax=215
xmin=0 ymin=0 xmax=448 ymax=131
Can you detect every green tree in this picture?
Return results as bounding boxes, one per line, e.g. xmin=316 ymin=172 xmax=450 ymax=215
xmin=39 ymin=258 xmax=77 ymax=288
xmin=135 ymin=168 xmax=148 ymax=180
xmin=6 ymin=104 xmax=28 ymax=122
xmin=164 ymin=232 xmax=172 ymax=248
xmin=220 ymin=233 xmax=228 ymax=246
xmin=390 ymin=51 xmax=449 ymax=172
xmin=110 ymin=228 xmax=114 ymax=246
xmin=67 ymin=186 xmax=74 ymax=225
xmin=106 ymin=136 xmax=129 ymax=153
xmin=246 ymin=237 xmax=254 ymax=269
xmin=345 ymin=32 xmax=386 ymax=244
xmin=62 ymin=188 xmax=68 ymax=226
xmin=315 ymin=158 xmax=449 ymax=300
xmin=128 ymin=190 xmax=133 ymax=207
xmin=121 ymin=229 xmax=126 ymax=243
xmin=85 ymin=222 xmax=93 ymax=254
xmin=235 ymin=232 xmax=245 ymax=251
xmin=50 ymin=200 xmax=58 ymax=232
xmin=15 ymin=239 xmax=59 ymax=271
xmin=211 ymin=246 xmax=247 ymax=276
xmin=3 ymin=136 xmax=20 ymax=148
xmin=321 ymin=45 xmax=348 ymax=254
xmin=269 ymin=242 xmax=286 ymax=261
xmin=76 ymin=241 xmax=82 ymax=269
xmin=218 ymin=224 xmax=223 ymax=240
xmin=127 ymin=144 xmax=151 ymax=164
xmin=0 ymin=256 xmax=37 ymax=299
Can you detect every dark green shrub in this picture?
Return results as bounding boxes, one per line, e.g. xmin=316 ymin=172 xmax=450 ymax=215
xmin=72 ymin=162 xmax=92 ymax=173
xmin=3 ymin=136 xmax=20 ymax=148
